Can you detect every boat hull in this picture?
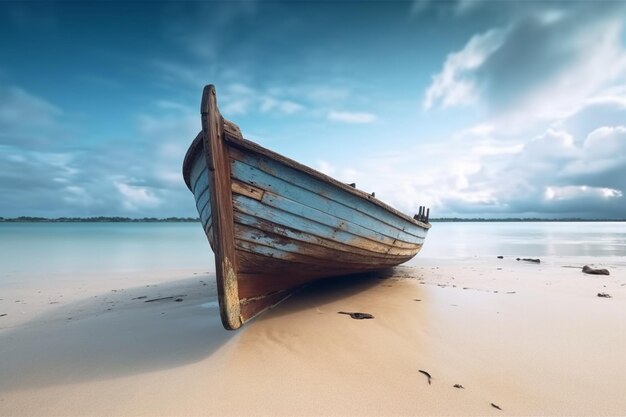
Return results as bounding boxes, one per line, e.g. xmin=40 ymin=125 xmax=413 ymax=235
xmin=183 ymin=85 xmax=430 ymax=329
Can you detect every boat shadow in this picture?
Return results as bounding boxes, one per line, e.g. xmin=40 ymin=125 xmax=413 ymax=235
xmin=0 ymin=274 xmax=233 ymax=392
xmin=247 ymin=267 xmax=402 ymax=322
xmin=0 ymin=268 xmax=404 ymax=392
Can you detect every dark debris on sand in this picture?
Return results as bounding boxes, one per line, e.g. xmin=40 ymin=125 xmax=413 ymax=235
xmin=144 ymin=295 xmax=187 ymax=303
xmin=516 ymin=258 xmax=540 ymax=263
xmin=597 ymin=293 xmax=612 ymax=298
xmin=418 ymin=369 xmax=432 ymax=385
xmin=583 ymin=265 xmax=610 ymax=275
xmin=491 ymin=403 xmax=502 ymax=410
xmin=338 ymin=311 xmax=374 ymax=320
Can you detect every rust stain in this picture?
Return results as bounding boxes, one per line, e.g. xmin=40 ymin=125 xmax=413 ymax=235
xmin=231 ymin=181 xmax=265 ymax=201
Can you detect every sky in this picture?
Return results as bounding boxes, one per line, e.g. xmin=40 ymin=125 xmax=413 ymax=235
xmin=1 ymin=0 xmax=626 ymax=219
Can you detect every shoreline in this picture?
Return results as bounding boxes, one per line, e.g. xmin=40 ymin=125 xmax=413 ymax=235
xmin=1 ymin=257 xmax=625 ymax=415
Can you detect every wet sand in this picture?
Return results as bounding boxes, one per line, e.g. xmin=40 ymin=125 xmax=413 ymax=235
xmin=1 ymin=257 xmax=625 ymax=416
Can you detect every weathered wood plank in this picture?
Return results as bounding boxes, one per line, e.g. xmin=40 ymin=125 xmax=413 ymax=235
xmin=233 ymin=210 xmax=417 ymax=257
xmin=231 ymin=180 xmax=265 ymax=201
xmin=228 ymin=145 xmax=430 ymax=232
xmin=182 ymin=132 xmax=204 ymax=190
xmin=234 ymin=238 xmax=411 ymax=272
xmin=192 ymin=168 xmax=209 ymax=196
xmin=203 ymin=221 xmax=215 ymax=249
xmin=199 ymin=203 xmax=211 ymax=227
xmin=230 ymin=157 xmax=426 ymax=243
xmin=195 ymin=187 xmax=210 ymax=214
xmin=234 ymin=222 xmax=417 ymax=266
xmin=232 ymin=189 xmax=418 ymax=250
xmin=238 ymin=289 xmax=292 ymax=323
xmin=190 ymin=159 xmax=207 ymax=192
xmin=232 ymin=194 xmax=418 ymax=255
xmin=235 ymin=251 xmax=371 ymax=289
xmin=236 ymin=249 xmax=367 ymax=273
xmin=223 ymin=119 xmax=243 ymax=139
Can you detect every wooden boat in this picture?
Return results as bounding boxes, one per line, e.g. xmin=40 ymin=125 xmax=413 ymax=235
xmin=183 ymin=85 xmax=431 ymax=330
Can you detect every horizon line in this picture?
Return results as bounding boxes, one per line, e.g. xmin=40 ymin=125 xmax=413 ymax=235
xmin=1 ymin=216 xmax=625 ymax=223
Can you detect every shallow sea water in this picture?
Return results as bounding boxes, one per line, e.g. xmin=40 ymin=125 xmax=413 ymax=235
xmin=420 ymin=221 xmax=626 ymax=259
xmin=1 ymin=222 xmax=625 ymax=281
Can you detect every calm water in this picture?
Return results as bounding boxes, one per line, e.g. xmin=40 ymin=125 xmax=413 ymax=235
xmin=0 ymin=223 xmax=215 ymax=277
xmin=420 ymin=221 xmax=626 ymax=259
xmin=1 ymin=222 xmax=625 ymax=279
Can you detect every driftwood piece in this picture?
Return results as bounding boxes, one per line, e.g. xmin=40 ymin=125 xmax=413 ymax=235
xmin=144 ymin=295 xmax=187 ymax=303
xmin=583 ymin=265 xmax=610 ymax=275
xmin=516 ymin=258 xmax=540 ymax=263
xmin=418 ymin=369 xmax=432 ymax=385
xmin=338 ymin=311 xmax=374 ymax=320
xmin=491 ymin=403 xmax=502 ymax=410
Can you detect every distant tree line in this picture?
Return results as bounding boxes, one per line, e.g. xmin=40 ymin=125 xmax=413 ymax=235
xmin=1 ymin=216 xmax=624 ymax=223
xmin=0 ymin=216 xmax=200 ymax=223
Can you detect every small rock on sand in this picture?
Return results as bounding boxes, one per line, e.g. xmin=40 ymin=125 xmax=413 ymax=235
xmin=453 ymin=384 xmax=465 ymax=389
xmin=597 ymin=293 xmax=612 ymax=298
xmin=0 ymin=313 xmax=7 ymax=317
xmin=583 ymin=265 xmax=610 ymax=275
xmin=497 ymin=256 xmax=503 ymax=259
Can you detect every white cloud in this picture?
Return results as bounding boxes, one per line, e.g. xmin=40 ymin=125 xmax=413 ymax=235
xmin=423 ymin=28 xmax=506 ymax=109
xmin=328 ymin=111 xmax=377 ymax=124
xmin=315 ymin=160 xmax=335 ymax=176
xmin=62 ymin=185 xmax=96 ymax=207
xmin=153 ymin=60 xmax=206 ymax=89
xmin=410 ymin=0 xmax=482 ymax=17
xmin=260 ymin=97 xmax=304 ymax=114
xmin=544 ymin=185 xmax=622 ymax=201
xmin=0 ymin=86 xmax=60 ymax=124
xmin=155 ymin=100 xmax=191 ymax=112
xmin=323 ymin=96 xmax=626 ymax=219
xmin=563 ymin=125 xmax=626 ymax=180
xmin=508 ymin=19 xmax=626 ymax=123
xmin=114 ymin=181 xmax=161 ymax=211
xmin=539 ymin=9 xmax=565 ymax=25
xmin=306 ymin=86 xmax=350 ymax=103
xmin=583 ymin=126 xmax=626 ymax=157
xmin=0 ymin=86 xmax=65 ymax=148
xmin=461 ymin=123 xmax=495 ymax=137
xmin=424 ymin=5 xmax=626 ymax=133
xmin=471 ymin=142 xmax=523 ymax=157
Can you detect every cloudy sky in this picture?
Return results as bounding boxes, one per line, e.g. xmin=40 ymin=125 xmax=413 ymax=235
xmin=1 ymin=0 xmax=626 ymax=219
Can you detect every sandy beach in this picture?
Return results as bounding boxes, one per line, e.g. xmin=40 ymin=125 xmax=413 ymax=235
xmin=1 ymin=256 xmax=625 ymax=416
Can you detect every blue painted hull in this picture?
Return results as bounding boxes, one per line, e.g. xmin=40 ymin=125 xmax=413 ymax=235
xmin=183 ymin=85 xmax=430 ymax=329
